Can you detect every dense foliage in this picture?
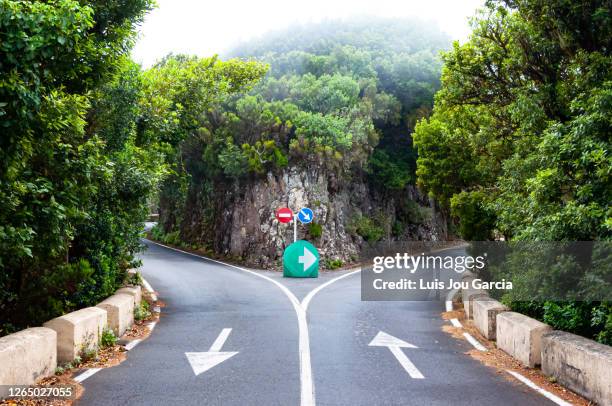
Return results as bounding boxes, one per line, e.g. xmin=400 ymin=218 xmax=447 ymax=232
xmin=157 ymin=18 xmax=450 ymax=243
xmin=413 ymin=0 xmax=611 ymax=343
xmin=0 ymin=1 xmax=265 ymax=334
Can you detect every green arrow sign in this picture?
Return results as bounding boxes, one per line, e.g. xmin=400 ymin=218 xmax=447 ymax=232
xmin=283 ymin=240 xmax=319 ymax=278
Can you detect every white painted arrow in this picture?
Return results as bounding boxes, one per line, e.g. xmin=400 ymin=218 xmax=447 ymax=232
xmin=298 ymin=247 xmax=316 ymax=270
xmin=368 ymin=331 xmax=424 ymax=379
xmin=185 ymin=328 xmax=238 ymax=376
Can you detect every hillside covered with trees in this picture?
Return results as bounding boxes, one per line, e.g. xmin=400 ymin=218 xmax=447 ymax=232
xmin=152 ymin=18 xmax=453 ymax=265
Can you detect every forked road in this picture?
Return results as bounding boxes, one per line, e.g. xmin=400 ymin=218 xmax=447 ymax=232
xmin=78 ymin=241 xmax=554 ymax=406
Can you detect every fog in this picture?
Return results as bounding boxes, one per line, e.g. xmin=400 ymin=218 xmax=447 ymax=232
xmin=132 ymin=0 xmax=484 ymax=67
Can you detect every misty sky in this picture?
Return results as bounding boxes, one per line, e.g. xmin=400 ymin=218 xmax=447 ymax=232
xmin=132 ymin=0 xmax=485 ymax=67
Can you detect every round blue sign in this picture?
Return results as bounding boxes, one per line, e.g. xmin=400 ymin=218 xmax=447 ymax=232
xmin=297 ymin=207 xmax=314 ymax=224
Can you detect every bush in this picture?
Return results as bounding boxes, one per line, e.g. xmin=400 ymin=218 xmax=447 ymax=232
xmin=100 ymin=328 xmax=117 ymax=348
xmin=348 ymin=215 xmax=384 ymax=242
xmin=399 ymin=200 xmax=432 ymax=225
xmin=308 ymin=222 xmax=323 ymax=238
xmin=126 ymin=271 xmax=143 ymax=287
xmin=134 ymin=300 xmax=152 ymax=321
xmin=507 ymin=300 xmax=612 ymax=346
xmin=325 ymin=258 xmax=343 ymax=269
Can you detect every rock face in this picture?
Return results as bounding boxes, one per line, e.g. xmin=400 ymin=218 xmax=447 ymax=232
xmin=176 ymin=166 xmax=447 ymax=268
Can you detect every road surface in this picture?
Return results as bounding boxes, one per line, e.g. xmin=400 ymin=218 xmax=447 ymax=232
xmin=77 ymin=240 xmax=554 ymax=406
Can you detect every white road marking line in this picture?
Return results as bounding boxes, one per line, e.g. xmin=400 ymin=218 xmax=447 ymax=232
xmin=506 ymin=370 xmax=572 ymax=406
xmin=74 ymin=368 xmax=102 ymax=383
xmin=124 ymin=339 xmax=142 ymax=351
xmin=450 ymin=318 xmax=462 ymax=328
xmin=141 ymin=277 xmax=157 ymax=301
xmin=209 ymin=328 xmax=232 ymax=352
xmin=369 ymin=331 xmax=424 ymax=379
xmin=463 ymin=332 xmax=487 ymax=351
xmin=185 ymin=328 xmax=239 ymax=376
xmin=302 ymin=268 xmax=361 ymax=311
xmin=388 ymin=346 xmax=425 ymax=379
xmin=146 ymin=239 xmax=315 ymax=406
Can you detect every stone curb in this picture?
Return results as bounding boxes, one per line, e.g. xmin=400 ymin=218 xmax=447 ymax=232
xmin=0 ymin=327 xmax=57 ymax=395
xmin=0 ymin=270 xmax=146 ymax=387
xmin=458 ymin=288 xmax=612 ymax=405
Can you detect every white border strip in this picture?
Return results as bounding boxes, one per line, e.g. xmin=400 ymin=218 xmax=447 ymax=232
xmin=445 ymin=289 xmax=571 ymax=405
xmin=463 ymin=332 xmax=487 ymax=351
xmin=141 ymin=277 xmax=157 ymax=301
xmin=506 ymin=370 xmax=572 ymax=406
xmin=74 ymin=368 xmax=102 ymax=383
xmin=450 ymin=318 xmax=462 ymax=328
xmin=74 ymin=276 xmax=160 ymax=384
xmin=124 ymin=339 xmax=142 ymax=351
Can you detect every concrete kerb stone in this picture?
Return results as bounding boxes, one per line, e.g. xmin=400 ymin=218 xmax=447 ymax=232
xmin=0 ymin=327 xmax=57 ymax=390
xmin=116 ymin=285 xmax=142 ymax=307
xmin=496 ymin=312 xmax=552 ymax=367
xmin=43 ymin=307 xmax=107 ymax=363
xmin=542 ymin=331 xmax=612 ymax=405
xmin=462 ymin=287 xmax=489 ymax=320
xmin=473 ymin=297 xmax=509 ymax=340
xmin=96 ymin=293 xmax=134 ymax=336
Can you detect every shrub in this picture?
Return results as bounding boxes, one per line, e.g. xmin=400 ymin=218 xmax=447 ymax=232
xmin=399 ymin=200 xmax=432 ymax=225
xmin=308 ymin=222 xmax=323 ymax=238
xmin=134 ymin=300 xmax=152 ymax=321
xmin=348 ymin=215 xmax=384 ymax=242
xmin=100 ymin=328 xmax=118 ymax=348
xmin=325 ymin=258 xmax=343 ymax=269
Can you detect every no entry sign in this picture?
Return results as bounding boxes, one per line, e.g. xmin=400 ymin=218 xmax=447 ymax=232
xmin=276 ymin=207 xmax=293 ymax=223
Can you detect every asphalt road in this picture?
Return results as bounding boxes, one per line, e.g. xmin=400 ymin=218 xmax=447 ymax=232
xmin=77 ymin=240 xmax=554 ymax=406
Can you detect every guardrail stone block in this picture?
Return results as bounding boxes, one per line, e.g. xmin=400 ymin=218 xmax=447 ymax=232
xmin=473 ymin=298 xmax=508 ymax=340
xmin=43 ymin=307 xmax=106 ymax=363
xmin=542 ymin=331 xmax=612 ymax=405
xmin=496 ymin=312 xmax=552 ymax=367
xmin=461 ymin=287 xmax=488 ymax=319
xmin=96 ymin=293 xmax=134 ymax=336
xmin=0 ymin=327 xmax=57 ymax=389
xmin=116 ymin=286 xmax=142 ymax=307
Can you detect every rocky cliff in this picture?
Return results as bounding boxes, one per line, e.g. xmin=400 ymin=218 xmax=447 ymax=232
xmin=174 ymin=166 xmax=447 ymax=269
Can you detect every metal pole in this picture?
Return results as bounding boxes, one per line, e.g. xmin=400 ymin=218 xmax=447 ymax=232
xmin=293 ymin=214 xmax=297 ymax=242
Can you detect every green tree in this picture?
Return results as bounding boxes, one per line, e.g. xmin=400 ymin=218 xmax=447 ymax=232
xmin=413 ymin=0 xmax=611 ymax=342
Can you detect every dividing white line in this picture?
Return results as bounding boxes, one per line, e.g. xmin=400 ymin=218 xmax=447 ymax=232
xmin=506 ymin=370 xmax=572 ymax=406
xmin=146 ymin=239 xmax=315 ymax=406
xmin=463 ymin=332 xmax=487 ymax=351
xmin=73 ymin=368 xmax=102 ymax=383
xmin=302 ymin=268 xmax=361 ymax=311
xmin=146 ymin=240 xmax=365 ymax=406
